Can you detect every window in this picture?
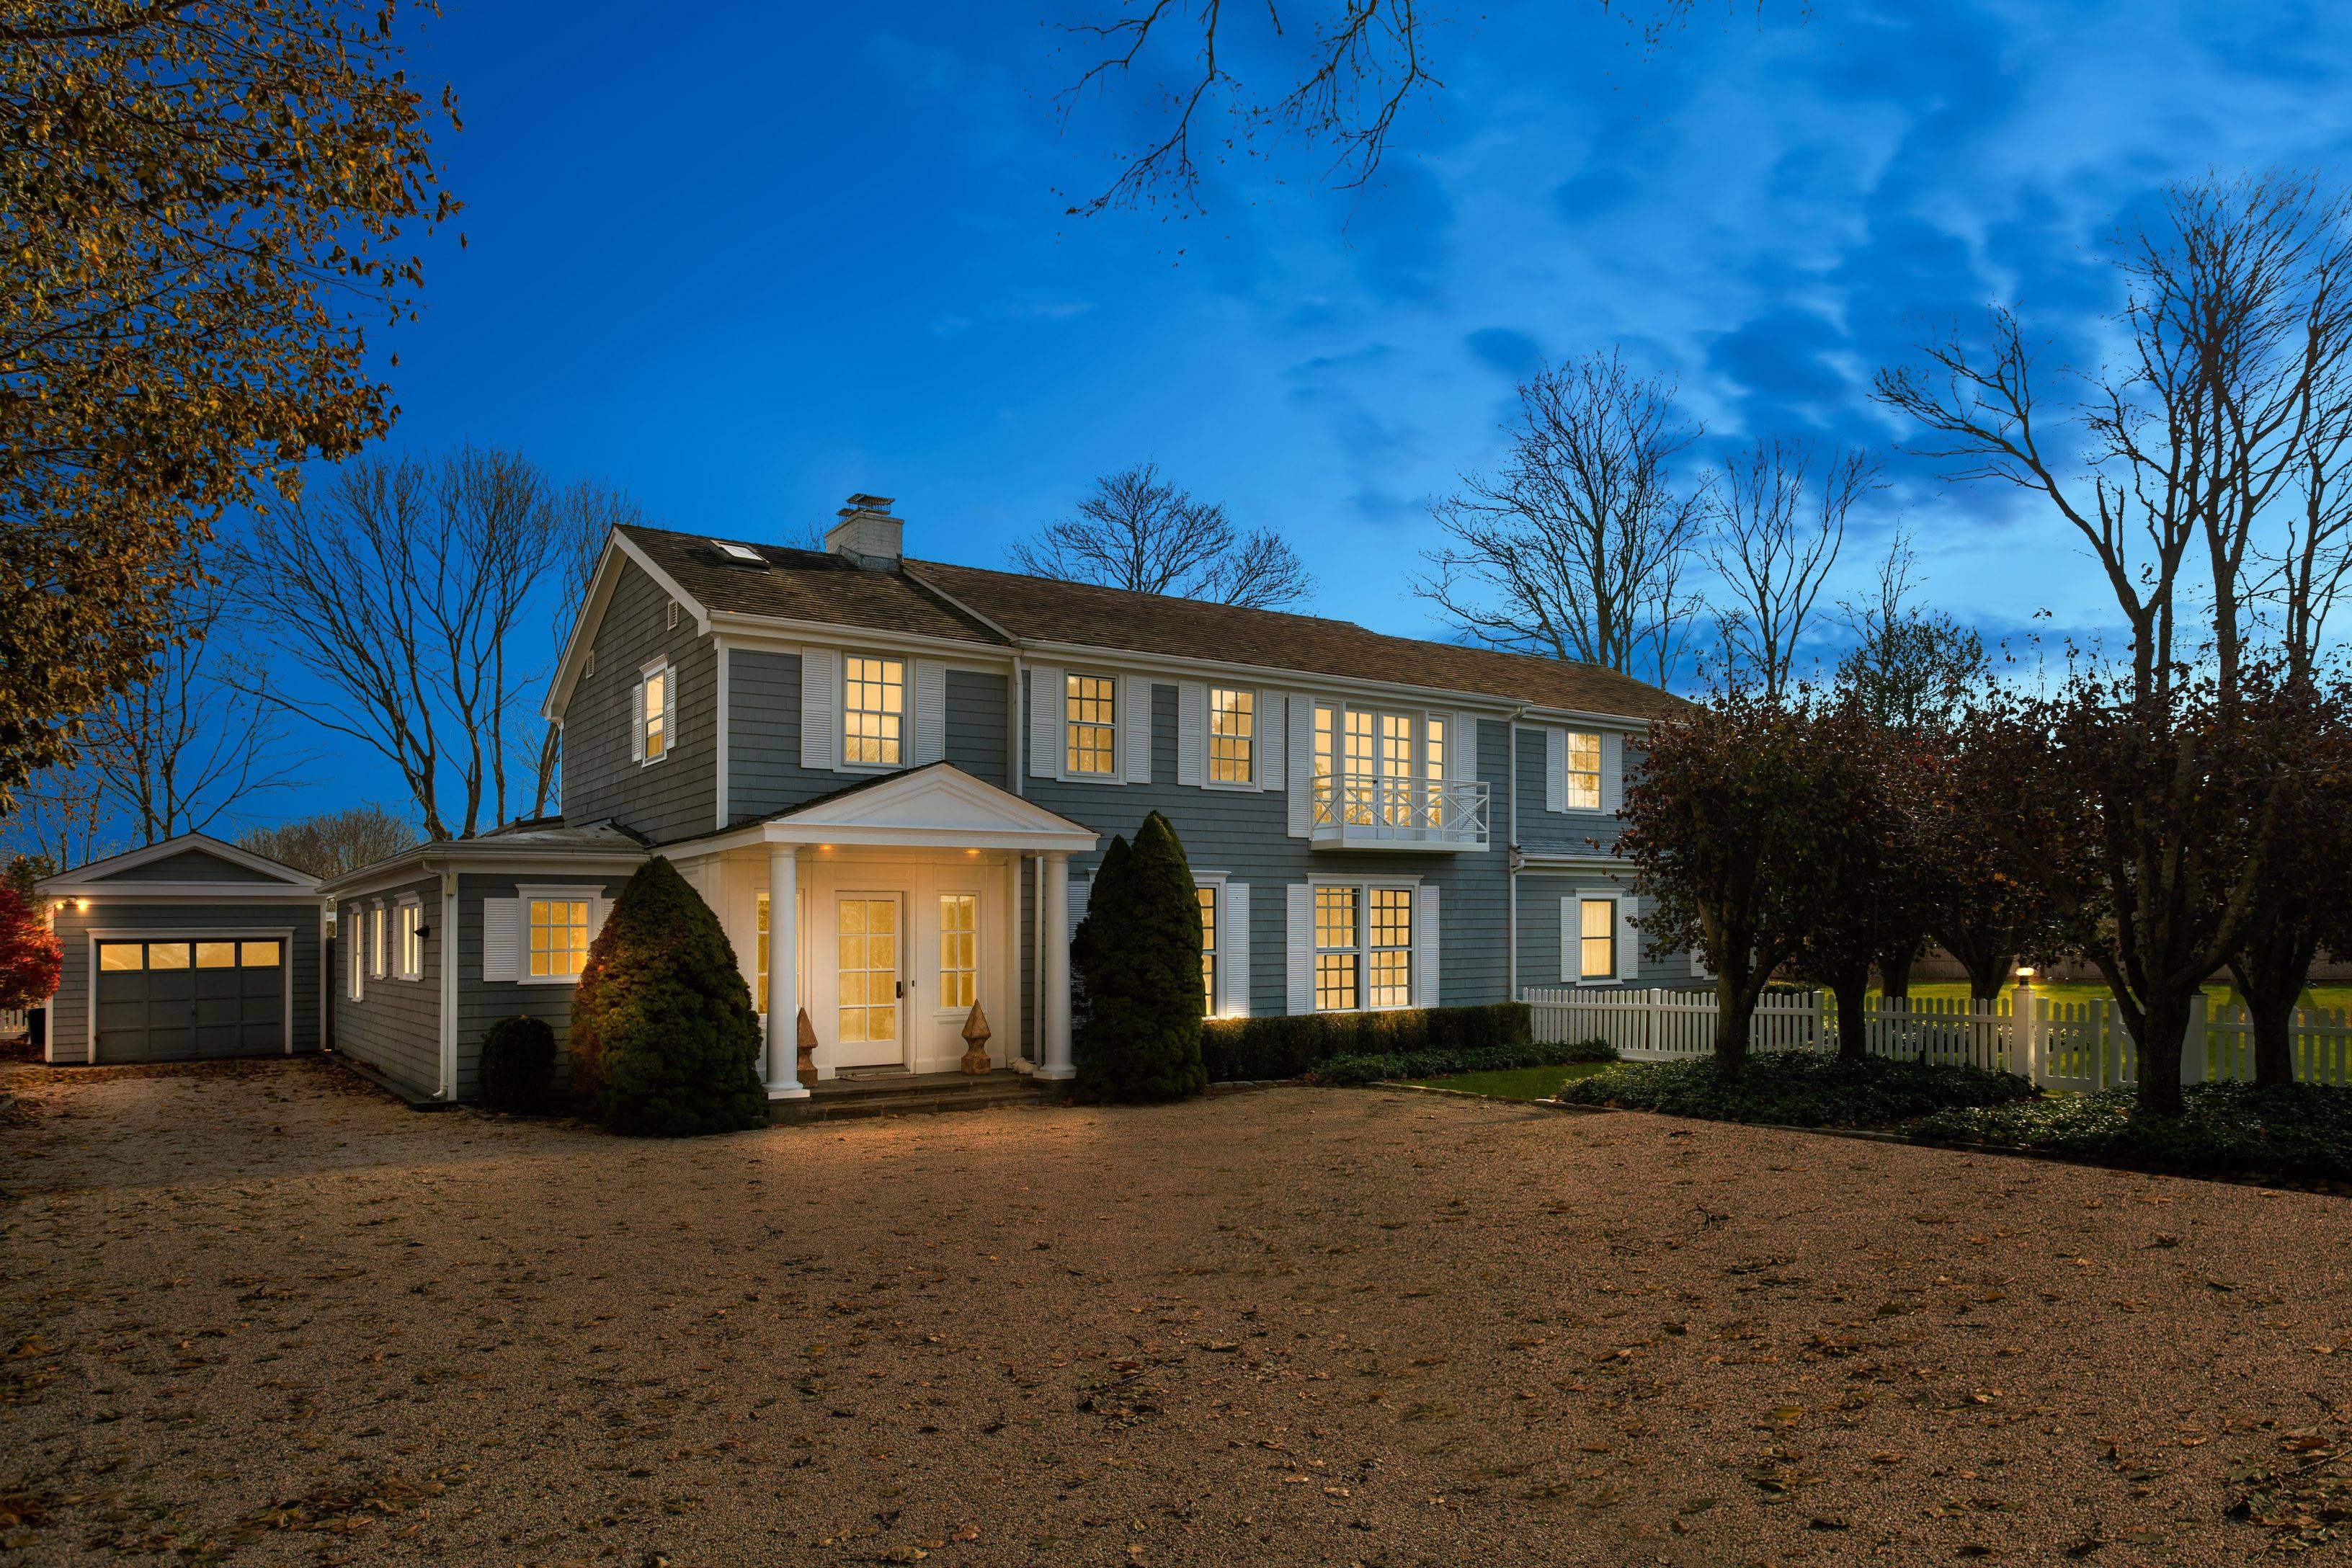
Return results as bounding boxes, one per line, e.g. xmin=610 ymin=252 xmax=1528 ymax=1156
xmin=1312 ymin=703 xmax=1451 ymax=826
xmin=1208 ymin=687 xmax=1253 ymax=783
xmin=756 ymin=893 xmax=770 ymax=1014
xmin=1580 ymin=897 xmax=1616 ymax=981
xmin=241 ymin=941 xmax=281 ymax=968
xmin=1066 ymin=674 xmax=1117 ymax=775
xmin=396 ymin=899 xmax=423 ymax=980
xmin=100 ymin=943 xmax=143 ymax=972
xmin=938 ymin=894 xmax=976 ymax=1011
xmin=638 ymin=664 xmax=670 ymax=762
xmin=713 ymin=538 xmax=765 ymax=565
xmin=844 ymin=655 xmax=904 ymax=766
xmin=346 ymin=914 xmax=364 ymax=999
xmin=196 ymin=941 xmax=236 ymax=968
xmin=1564 ymin=731 xmax=1602 ymax=811
xmin=1314 ymin=887 xmax=1358 ymax=1012
xmin=149 ymin=942 xmax=190 ymax=971
xmin=369 ymin=902 xmax=387 ymax=979
xmin=1198 ymin=884 xmax=1219 ymax=1014
xmin=527 ymin=898 xmax=591 ymax=979
xmin=1315 ymin=883 xmax=1415 ymax=1012
xmin=1423 ymin=716 xmax=1448 ymax=827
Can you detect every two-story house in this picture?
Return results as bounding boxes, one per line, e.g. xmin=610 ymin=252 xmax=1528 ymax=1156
xmin=164 ymin=494 xmax=1685 ymax=1102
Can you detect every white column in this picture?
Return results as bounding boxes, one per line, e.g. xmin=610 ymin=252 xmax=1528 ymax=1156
xmin=765 ymin=847 xmax=806 ymax=1099
xmin=1038 ymin=851 xmax=1074 ymax=1080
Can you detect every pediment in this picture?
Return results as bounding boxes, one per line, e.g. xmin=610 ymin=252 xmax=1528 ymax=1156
xmin=767 ymin=765 xmax=1096 ymax=850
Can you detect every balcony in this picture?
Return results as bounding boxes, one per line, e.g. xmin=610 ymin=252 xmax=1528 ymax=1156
xmin=1309 ymin=773 xmax=1490 ymax=852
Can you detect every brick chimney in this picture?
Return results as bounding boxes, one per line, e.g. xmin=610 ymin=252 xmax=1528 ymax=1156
xmin=824 ymin=493 xmax=903 ymax=569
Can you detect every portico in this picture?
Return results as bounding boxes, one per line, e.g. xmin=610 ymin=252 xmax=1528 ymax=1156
xmin=665 ymin=764 xmax=1096 ymax=1100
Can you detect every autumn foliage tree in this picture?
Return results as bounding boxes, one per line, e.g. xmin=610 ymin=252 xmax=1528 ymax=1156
xmin=0 ymin=885 xmax=61 ymax=1012
xmin=0 ymin=0 xmax=453 ymax=804
xmin=1910 ymin=694 xmax=2066 ymax=1004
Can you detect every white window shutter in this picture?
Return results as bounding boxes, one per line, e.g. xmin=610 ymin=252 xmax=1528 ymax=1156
xmin=1454 ymin=713 xmax=1478 ymax=777
xmin=481 ymin=896 xmax=519 ymax=982
xmin=1123 ymin=675 xmax=1152 ymax=784
xmin=1286 ymin=695 xmax=1314 ymax=837
xmin=1286 ymin=884 xmax=1311 ymax=1015
xmin=1029 ymin=664 xmax=1061 ymax=783
xmin=1602 ymin=731 xmax=1625 ymax=814
xmin=1560 ymin=896 xmax=1578 ymax=983
xmin=1416 ymin=884 xmax=1441 ymax=1008
xmin=1616 ymin=894 xmax=1639 ymax=982
xmin=589 ymin=894 xmax=612 ymax=945
xmin=1545 ymin=727 xmax=1567 ymax=812
xmin=1069 ymin=874 xmax=1090 ymax=944
xmin=801 ymin=647 xmax=840 ymax=771
xmin=1260 ymin=692 xmax=1286 ymax=791
xmin=1177 ymin=682 xmax=1206 ymax=787
xmin=1223 ymin=883 xmax=1251 ymax=1017
xmin=630 ymin=680 xmax=645 ymax=763
xmin=913 ymin=659 xmax=947 ymax=765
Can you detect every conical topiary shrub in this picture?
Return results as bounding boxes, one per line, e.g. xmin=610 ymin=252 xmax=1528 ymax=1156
xmin=568 ymin=856 xmax=767 ymax=1136
xmin=1073 ymin=811 xmax=1207 ymax=1102
xmin=1069 ymin=832 xmax=1131 ymax=1048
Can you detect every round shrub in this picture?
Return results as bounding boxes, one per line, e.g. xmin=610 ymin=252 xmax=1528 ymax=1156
xmin=478 ymin=1015 xmax=556 ymax=1113
xmin=1073 ymin=811 xmax=1207 ymax=1102
xmin=569 ymin=857 xmax=767 ymax=1136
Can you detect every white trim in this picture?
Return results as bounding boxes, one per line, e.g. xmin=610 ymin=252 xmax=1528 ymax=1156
xmin=437 ymin=872 xmax=459 ymax=1097
xmin=1059 ymin=667 xmax=1125 ymax=785
xmin=368 ymin=898 xmax=388 ymax=979
xmin=1223 ymin=881 xmax=1252 ymax=1019
xmin=394 ymin=893 xmax=424 ymax=981
xmin=1200 ymin=682 xmax=1264 ymax=792
xmin=715 ymin=636 xmax=732 ymax=829
xmin=37 ymin=831 xmax=319 ymax=892
xmin=1416 ymin=883 xmax=1441 ymax=1009
xmin=836 ymin=648 xmax=912 ymax=775
xmin=38 ymin=882 xmax=331 ymax=903
xmin=635 ymin=656 xmax=674 ymax=767
xmin=512 ymin=883 xmax=607 ymax=987
xmin=1567 ymin=888 xmax=1623 ymax=986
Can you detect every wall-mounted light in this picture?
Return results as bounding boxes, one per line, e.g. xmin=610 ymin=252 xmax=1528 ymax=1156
xmin=74 ymin=898 xmax=88 ymax=912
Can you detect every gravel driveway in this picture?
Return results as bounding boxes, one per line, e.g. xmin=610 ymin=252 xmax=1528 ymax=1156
xmin=1 ymin=1056 xmax=2348 ymax=1566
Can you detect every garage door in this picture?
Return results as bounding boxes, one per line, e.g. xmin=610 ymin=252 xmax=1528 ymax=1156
xmin=94 ymin=939 xmax=286 ymax=1063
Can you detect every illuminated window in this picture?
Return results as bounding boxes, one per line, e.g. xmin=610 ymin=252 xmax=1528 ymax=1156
xmin=1312 ymin=703 xmax=1336 ymax=824
xmin=370 ymin=901 xmax=387 ymax=978
xmin=638 ymin=664 xmax=669 ymax=762
xmin=1066 ymin=674 xmax=1117 ymax=775
xmin=939 ymin=894 xmax=976 ymax=1011
xmin=1368 ymin=888 xmax=1414 ymax=1008
xmin=756 ymin=893 xmax=770 ymax=1014
xmin=1564 ymin=731 xmax=1602 ymax=810
xmin=1580 ymin=897 xmax=1616 ymax=980
xmin=241 ymin=941 xmax=281 ymax=968
xmin=148 ymin=942 xmax=190 ymax=971
xmin=844 ymin=656 xmax=904 ymax=766
xmin=99 ymin=943 xmax=143 ymax=972
xmin=196 ymin=941 xmax=236 ymax=968
xmin=1208 ymin=687 xmax=1254 ymax=783
xmin=528 ymin=899 xmax=591 ymax=979
xmin=1314 ymin=887 xmax=1358 ymax=1012
xmin=396 ymin=899 xmax=423 ymax=980
xmin=1423 ymin=716 xmax=1448 ymax=827
xmin=1198 ymin=884 xmax=1218 ymax=1014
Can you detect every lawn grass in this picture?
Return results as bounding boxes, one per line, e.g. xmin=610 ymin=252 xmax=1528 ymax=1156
xmin=1892 ymin=980 xmax=2352 ymax=1012
xmin=1402 ymin=1061 xmax=1617 ymax=1101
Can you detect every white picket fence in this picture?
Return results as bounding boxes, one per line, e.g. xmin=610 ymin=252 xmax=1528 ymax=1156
xmin=1523 ymin=986 xmax=2352 ymax=1091
xmin=0 ymin=1007 xmax=22 ymax=1041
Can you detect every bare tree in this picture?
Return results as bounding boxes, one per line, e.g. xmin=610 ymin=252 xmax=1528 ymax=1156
xmin=1 ymin=756 xmax=112 ymax=874
xmin=1834 ymin=526 xmax=1987 ymax=729
xmin=1706 ymin=438 xmax=1880 ymax=703
xmin=1416 ymin=351 xmax=1708 ymax=686
xmin=533 ymin=481 xmax=649 ymax=817
xmin=1013 ymin=463 xmax=1313 ymax=609
xmin=239 ymin=804 xmax=419 ymax=881
xmin=74 ymin=558 xmax=297 ymax=846
xmin=234 ymin=447 xmax=629 ymax=842
xmin=1051 ymin=1 xmax=1773 ymax=215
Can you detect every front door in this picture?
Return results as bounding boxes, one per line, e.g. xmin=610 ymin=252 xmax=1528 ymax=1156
xmin=833 ymin=893 xmax=905 ymax=1069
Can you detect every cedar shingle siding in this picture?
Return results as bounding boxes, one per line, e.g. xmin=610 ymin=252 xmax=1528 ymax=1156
xmin=564 ymin=559 xmax=716 ymax=841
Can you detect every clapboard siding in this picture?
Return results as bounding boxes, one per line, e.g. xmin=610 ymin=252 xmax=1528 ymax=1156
xmin=90 ymin=848 xmax=284 ymax=883
xmin=1515 ymin=723 xmax=1631 ymax=854
xmin=725 ymin=647 xmax=842 ymax=824
xmin=1017 ymin=679 xmax=1513 ymax=1030
xmin=453 ymin=872 xmax=632 ymax=1101
xmin=332 ymin=876 xmax=441 ymax=1094
xmin=46 ymin=900 xmax=324 ymax=1064
xmin=1515 ymin=873 xmax=1689 ymax=989
xmin=944 ymin=669 xmax=1009 ymax=788
xmin=563 ymin=559 xmax=716 ymax=844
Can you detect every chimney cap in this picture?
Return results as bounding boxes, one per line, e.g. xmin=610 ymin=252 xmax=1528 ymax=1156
xmin=839 ymin=493 xmax=896 ymax=514
xmin=825 ymin=492 xmax=904 ymax=568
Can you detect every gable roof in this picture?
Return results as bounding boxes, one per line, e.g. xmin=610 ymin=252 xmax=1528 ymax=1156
xmin=564 ymin=522 xmax=1685 ymax=724
xmin=37 ymin=832 xmax=323 ymax=897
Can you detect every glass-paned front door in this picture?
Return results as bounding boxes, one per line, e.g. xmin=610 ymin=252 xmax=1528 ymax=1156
xmin=836 ymin=895 xmax=902 ymax=1065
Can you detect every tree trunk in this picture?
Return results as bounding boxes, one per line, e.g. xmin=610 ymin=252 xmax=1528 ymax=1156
xmin=1715 ymin=973 xmax=1756 ymax=1076
xmin=1832 ymin=971 xmax=1870 ymax=1064
xmin=1877 ymin=942 xmax=1916 ymax=1001
xmin=2231 ymin=911 xmax=2318 ymax=1089
xmin=1961 ymin=950 xmax=2013 ymax=1005
xmin=2134 ymin=989 xmax=2191 ymax=1118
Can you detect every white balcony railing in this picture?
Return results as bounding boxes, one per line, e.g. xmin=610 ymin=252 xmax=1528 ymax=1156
xmin=1309 ymin=772 xmax=1489 ymax=851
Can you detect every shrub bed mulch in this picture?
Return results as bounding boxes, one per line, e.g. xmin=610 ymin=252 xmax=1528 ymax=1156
xmin=1543 ymin=1052 xmax=2352 ymax=1188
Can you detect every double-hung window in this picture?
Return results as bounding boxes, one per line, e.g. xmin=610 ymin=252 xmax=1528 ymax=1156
xmin=636 ymin=662 xmax=671 ymax=763
xmin=527 ymin=896 xmax=592 ymax=981
xmin=844 ymin=655 xmax=904 ymax=766
xmin=1208 ymin=687 xmax=1253 ymax=783
xmin=1314 ymin=883 xmax=1415 ymax=1012
xmin=1198 ymin=883 xmax=1219 ymax=1014
xmin=1564 ymin=731 xmax=1602 ymax=810
xmin=396 ymin=898 xmax=424 ymax=981
xmin=1579 ymin=897 xmax=1616 ymax=981
xmin=1065 ymin=674 xmax=1117 ymax=776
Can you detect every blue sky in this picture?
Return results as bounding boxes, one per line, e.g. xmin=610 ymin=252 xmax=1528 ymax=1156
xmin=135 ymin=0 xmax=2352 ymax=834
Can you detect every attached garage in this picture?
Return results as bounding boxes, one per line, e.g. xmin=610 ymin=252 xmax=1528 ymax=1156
xmin=35 ymin=835 xmax=326 ymax=1066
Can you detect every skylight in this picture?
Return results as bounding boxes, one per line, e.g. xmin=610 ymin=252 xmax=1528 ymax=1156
xmin=710 ymin=540 xmax=767 ymax=567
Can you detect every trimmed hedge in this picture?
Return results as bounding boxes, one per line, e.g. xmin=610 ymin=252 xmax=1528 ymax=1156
xmin=1201 ymin=1002 xmax=1533 ymax=1082
xmin=478 ymin=1015 xmax=555 ymax=1113
xmin=1556 ymin=1051 xmax=2034 ymax=1128
xmin=1313 ymin=1037 xmax=1617 ymax=1087
xmin=1916 ymin=1081 xmax=2352 ymax=1182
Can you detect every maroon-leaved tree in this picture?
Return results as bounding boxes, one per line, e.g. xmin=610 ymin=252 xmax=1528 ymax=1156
xmin=0 ymin=886 xmax=61 ymax=1013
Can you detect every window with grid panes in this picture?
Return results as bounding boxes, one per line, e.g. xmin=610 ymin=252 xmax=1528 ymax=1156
xmin=1065 ymin=674 xmax=1117 ymax=775
xmin=1208 ymin=687 xmax=1253 ymax=783
xmin=1198 ymin=884 xmax=1217 ymax=1013
xmin=1314 ymin=886 xmax=1358 ymax=1011
xmin=1367 ymin=888 xmax=1414 ymax=1007
xmin=844 ymin=656 xmax=905 ymax=765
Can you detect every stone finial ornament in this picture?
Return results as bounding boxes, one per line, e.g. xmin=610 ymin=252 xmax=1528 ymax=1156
xmin=796 ymin=1007 xmax=818 ymax=1082
xmin=960 ymin=1002 xmax=992 ymax=1075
